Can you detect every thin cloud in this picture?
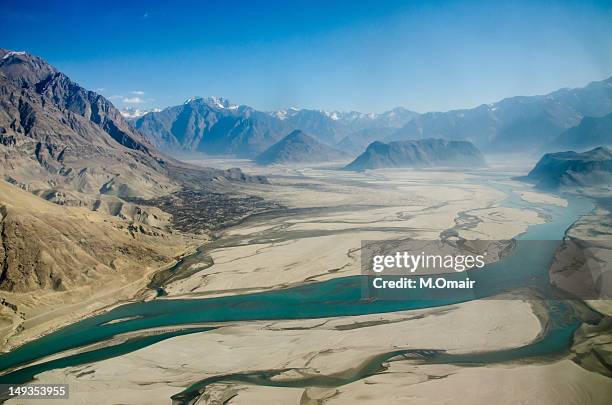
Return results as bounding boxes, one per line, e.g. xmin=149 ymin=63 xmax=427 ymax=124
xmin=122 ymin=96 xmax=145 ymax=104
xmin=106 ymin=92 xmax=153 ymax=104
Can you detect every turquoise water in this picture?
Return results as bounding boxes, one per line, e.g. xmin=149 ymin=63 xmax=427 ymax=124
xmin=0 ymin=184 xmax=595 ymax=395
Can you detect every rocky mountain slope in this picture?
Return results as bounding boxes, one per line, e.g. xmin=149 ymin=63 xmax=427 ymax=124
xmin=0 ymin=50 xmax=271 ymax=349
xmin=136 ymin=77 xmax=612 ymax=158
xmin=525 ymin=146 xmax=612 ymax=190
xmin=255 ymin=130 xmax=348 ymax=165
xmin=0 ymin=181 xmax=183 ymax=293
xmin=548 ymin=112 xmax=612 ymax=152
xmin=389 ymin=76 xmax=612 ymax=152
xmin=0 ymin=49 xmax=176 ymax=199
xmin=0 ymin=179 xmax=201 ymax=349
xmin=344 ymin=138 xmax=486 ymax=171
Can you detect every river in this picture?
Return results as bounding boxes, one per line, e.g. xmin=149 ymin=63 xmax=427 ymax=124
xmin=0 ymin=180 xmax=596 ymax=404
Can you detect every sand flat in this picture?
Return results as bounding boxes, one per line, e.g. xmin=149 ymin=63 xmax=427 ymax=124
xmin=320 ymin=360 xmax=612 ymax=405
xmin=11 ymin=298 xmax=543 ymax=405
xmin=162 ymin=169 xmax=540 ymax=298
xmin=520 ymin=190 xmax=568 ymax=207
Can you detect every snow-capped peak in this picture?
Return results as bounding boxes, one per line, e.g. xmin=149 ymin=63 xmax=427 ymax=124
xmin=267 ymin=105 xmax=414 ymax=125
xmin=273 ymin=110 xmax=287 ymax=120
xmin=205 ymin=96 xmax=231 ymax=109
xmin=183 ymin=96 xmax=238 ymax=110
xmin=2 ymin=50 xmax=26 ymax=60
xmin=271 ymin=107 xmax=300 ymax=120
xmin=184 ymin=96 xmax=202 ymax=104
xmin=324 ymin=111 xmax=340 ymax=120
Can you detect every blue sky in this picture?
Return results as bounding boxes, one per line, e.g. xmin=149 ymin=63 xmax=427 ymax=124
xmin=2 ymin=0 xmax=612 ymax=113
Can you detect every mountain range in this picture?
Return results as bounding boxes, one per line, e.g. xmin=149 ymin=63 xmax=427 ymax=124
xmin=134 ymin=100 xmax=418 ymax=157
xmin=388 ymin=77 xmax=612 ymax=152
xmin=5 ymin=47 xmax=608 ymax=175
xmin=270 ymin=106 xmax=418 ymax=145
xmin=132 ymin=76 xmax=612 ymax=159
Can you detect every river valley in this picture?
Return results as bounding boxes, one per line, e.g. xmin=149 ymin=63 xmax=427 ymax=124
xmin=0 ymin=163 xmax=610 ymax=405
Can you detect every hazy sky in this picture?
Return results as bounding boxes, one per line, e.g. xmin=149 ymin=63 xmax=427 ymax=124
xmin=2 ymin=0 xmax=612 ymax=113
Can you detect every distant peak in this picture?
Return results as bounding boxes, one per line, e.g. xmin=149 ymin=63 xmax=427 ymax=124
xmin=271 ymin=107 xmax=300 ymax=120
xmin=183 ymin=96 xmax=202 ymax=104
xmin=323 ymin=110 xmax=340 ymax=120
xmin=280 ymin=129 xmax=318 ymax=144
xmin=287 ymin=129 xmax=308 ymax=138
xmin=0 ymin=49 xmax=59 ymax=84
xmin=204 ymin=96 xmax=234 ymax=109
xmin=184 ymin=96 xmax=238 ymax=110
